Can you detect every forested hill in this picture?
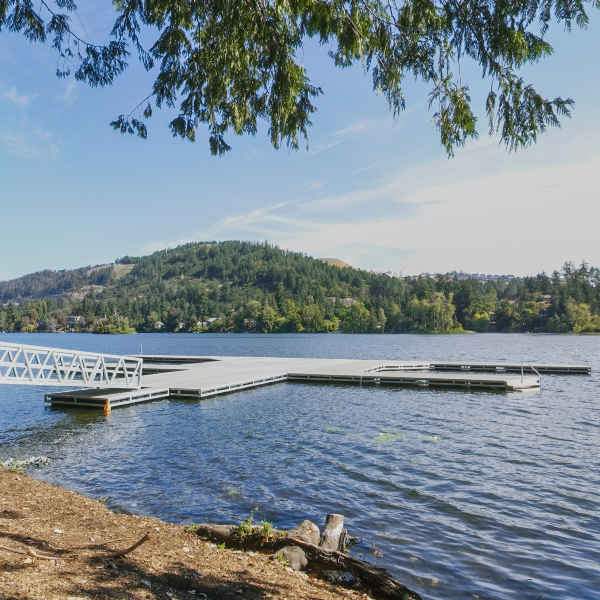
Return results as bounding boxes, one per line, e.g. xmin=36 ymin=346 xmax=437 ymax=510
xmin=1 ymin=241 xmax=599 ymax=334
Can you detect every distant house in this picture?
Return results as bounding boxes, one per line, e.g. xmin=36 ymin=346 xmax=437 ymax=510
xmin=243 ymin=318 xmax=256 ymax=332
xmin=155 ymin=321 xmax=164 ymax=329
xmin=197 ymin=318 xmax=218 ymax=327
xmin=66 ymin=315 xmax=85 ymax=326
xmin=540 ymin=295 xmax=552 ymax=301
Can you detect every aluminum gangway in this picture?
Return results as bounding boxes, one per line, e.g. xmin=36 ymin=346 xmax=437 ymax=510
xmin=0 ymin=342 xmax=143 ymax=388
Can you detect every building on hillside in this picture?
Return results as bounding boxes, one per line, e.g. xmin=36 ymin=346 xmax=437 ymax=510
xmin=243 ymin=318 xmax=256 ymax=332
xmin=197 ymin=318 xmax=218 ymax=327
xmin=66 ymin=316 xmax=85 ymax=326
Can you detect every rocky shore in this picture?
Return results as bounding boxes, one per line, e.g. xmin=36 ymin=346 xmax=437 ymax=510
xmin=0 ymin=472 xmax=363 ymax=600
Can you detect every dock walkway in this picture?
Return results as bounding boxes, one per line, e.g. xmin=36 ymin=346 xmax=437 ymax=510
xmin=43 ymin=355 xmax=563 ymax=409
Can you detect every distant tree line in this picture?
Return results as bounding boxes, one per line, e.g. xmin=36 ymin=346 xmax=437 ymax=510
xmin=1 ymin=242 xmax=599 ymax=335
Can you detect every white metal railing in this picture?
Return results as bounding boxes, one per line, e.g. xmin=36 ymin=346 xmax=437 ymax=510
xmin=520 ymin=360 xmax=542 ymax=390
xmin=0 ymin=342 xmax=143 ymax=388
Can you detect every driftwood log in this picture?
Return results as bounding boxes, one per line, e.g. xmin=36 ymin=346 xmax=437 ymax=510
xmin=192 ymin=523 xmax=424 ymax=600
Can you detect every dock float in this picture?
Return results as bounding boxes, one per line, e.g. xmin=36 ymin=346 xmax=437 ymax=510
xmin=44 ymin=387 xmax=170 ymax=409
xmin=429 ymin=361 xmax=590 ymax=374
xmin=44 ymin=355 xmax=548 ymax=410
xmin=1 ymin=342 xmax=589 ymax=411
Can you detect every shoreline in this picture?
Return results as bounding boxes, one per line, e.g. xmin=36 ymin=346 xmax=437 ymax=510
xmin=0 ymin=471 xmax=362 ymax=600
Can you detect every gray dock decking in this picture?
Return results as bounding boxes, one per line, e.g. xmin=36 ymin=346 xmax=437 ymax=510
xmin=42 ymin=355 xmax=572 ymax=409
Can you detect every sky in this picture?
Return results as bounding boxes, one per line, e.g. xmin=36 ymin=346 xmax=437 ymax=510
xmin=1 ymin=3 xmax=599 ymax=281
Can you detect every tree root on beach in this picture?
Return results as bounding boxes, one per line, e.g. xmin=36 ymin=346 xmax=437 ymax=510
xmin=191 ymin=524 xmax=425 ymax=600
xmin=0 ymin=533 xmax=151 ymax=561
xmin=0 ymin=543 xmax=68 ymax=561
xmin=102 ymin=533 xmax=151 ymax=558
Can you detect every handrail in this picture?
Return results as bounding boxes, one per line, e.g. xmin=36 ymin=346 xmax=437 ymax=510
xmin=0 ymin=342 xmax=143 ymax=388
xmin=528 ymin=364 xmax=542 ymax=390
xmin=520 ymin=360 xmax=542 ymax=390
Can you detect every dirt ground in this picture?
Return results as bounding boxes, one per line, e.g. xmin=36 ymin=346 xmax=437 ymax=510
xmin=0 ymin=472 xmax=360 ymax=600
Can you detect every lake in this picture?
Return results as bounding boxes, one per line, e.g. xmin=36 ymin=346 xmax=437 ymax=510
xmin=1 ymin=332 xmax=599 ymax=600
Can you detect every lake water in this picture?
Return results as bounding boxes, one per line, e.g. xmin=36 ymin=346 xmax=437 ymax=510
xmin=1 ymin=333 xmax=599 ymax=600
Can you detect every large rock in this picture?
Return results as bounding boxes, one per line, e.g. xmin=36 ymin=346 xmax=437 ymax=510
xmin=286 ymin=520 xmax=320 ymax=545
xmin=194 ymin=524 xmax=237 ymax=540
xmin=274 ymin=546 xmax=308 ymax=571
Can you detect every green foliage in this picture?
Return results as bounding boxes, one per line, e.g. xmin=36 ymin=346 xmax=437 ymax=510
xmin=237 ymin=507 xmax=258 ymax=539
xmin=259 ymin=520 xmax=274 ymax=540
xmin=2 ymin=0 xmax=593 ymax=155
xmin=275 ymin=553 xmax=291 ymax=568
xmin=92 ymin=315 xmax=136 ymax=334
xmin=471 ymin=313 xmax=490 ymax=333
xmin=217 ymin=542 xmax=226 ymax=550
xmin=1 ymin=245 xmax=599 ymax=336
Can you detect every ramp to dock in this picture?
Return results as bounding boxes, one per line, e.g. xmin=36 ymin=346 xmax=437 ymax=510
xmin=0 ymin=342 xmax=143 ymax=388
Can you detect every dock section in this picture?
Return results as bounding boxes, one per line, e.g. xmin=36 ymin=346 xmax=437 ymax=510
xmin=45 ymin=387 xmax=169 ymax=409
xmin=45 ymin=355 xmax=548 ymax=409
xmin=429 ymin=360 xmax=590 ymax=374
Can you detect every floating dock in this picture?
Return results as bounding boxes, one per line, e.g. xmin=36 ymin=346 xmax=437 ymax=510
xmin=42 ymin=354 xmax=574 ymax=409
xmin=429 ymin=361 xmax=590 ymax=374
xmin=2 ymin=342 xmax=588 ymax=411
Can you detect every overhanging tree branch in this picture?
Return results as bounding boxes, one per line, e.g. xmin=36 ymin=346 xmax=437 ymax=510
xmin=0 ymin=0 xmax=594 ymax=155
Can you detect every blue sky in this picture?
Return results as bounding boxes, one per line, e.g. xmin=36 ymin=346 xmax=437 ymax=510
xmin=1 ymin=3 xmax=599 ymax=281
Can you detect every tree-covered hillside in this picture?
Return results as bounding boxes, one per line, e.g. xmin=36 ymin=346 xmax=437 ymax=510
xmin=1 ymin=241 xmax=599 ymax=334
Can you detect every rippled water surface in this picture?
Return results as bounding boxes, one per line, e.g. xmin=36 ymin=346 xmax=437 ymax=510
xmin=1 ymin=333 xmax=599 ymax=600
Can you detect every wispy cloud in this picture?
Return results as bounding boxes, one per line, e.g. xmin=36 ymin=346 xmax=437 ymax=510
xmin=150 ymin=147 xmax=600 ymax=276
xmin=58 ymin=82 xmax=78 ymax=107
xmin=0 ymin=126 xmax=59 ymax=160
xmin=307 ymin=121 xmax=370 ymax=155
xmin=309 ymin=140 xmax=342 ymax=155
xmin=3 ymin=86 xmax=36 ymax=110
